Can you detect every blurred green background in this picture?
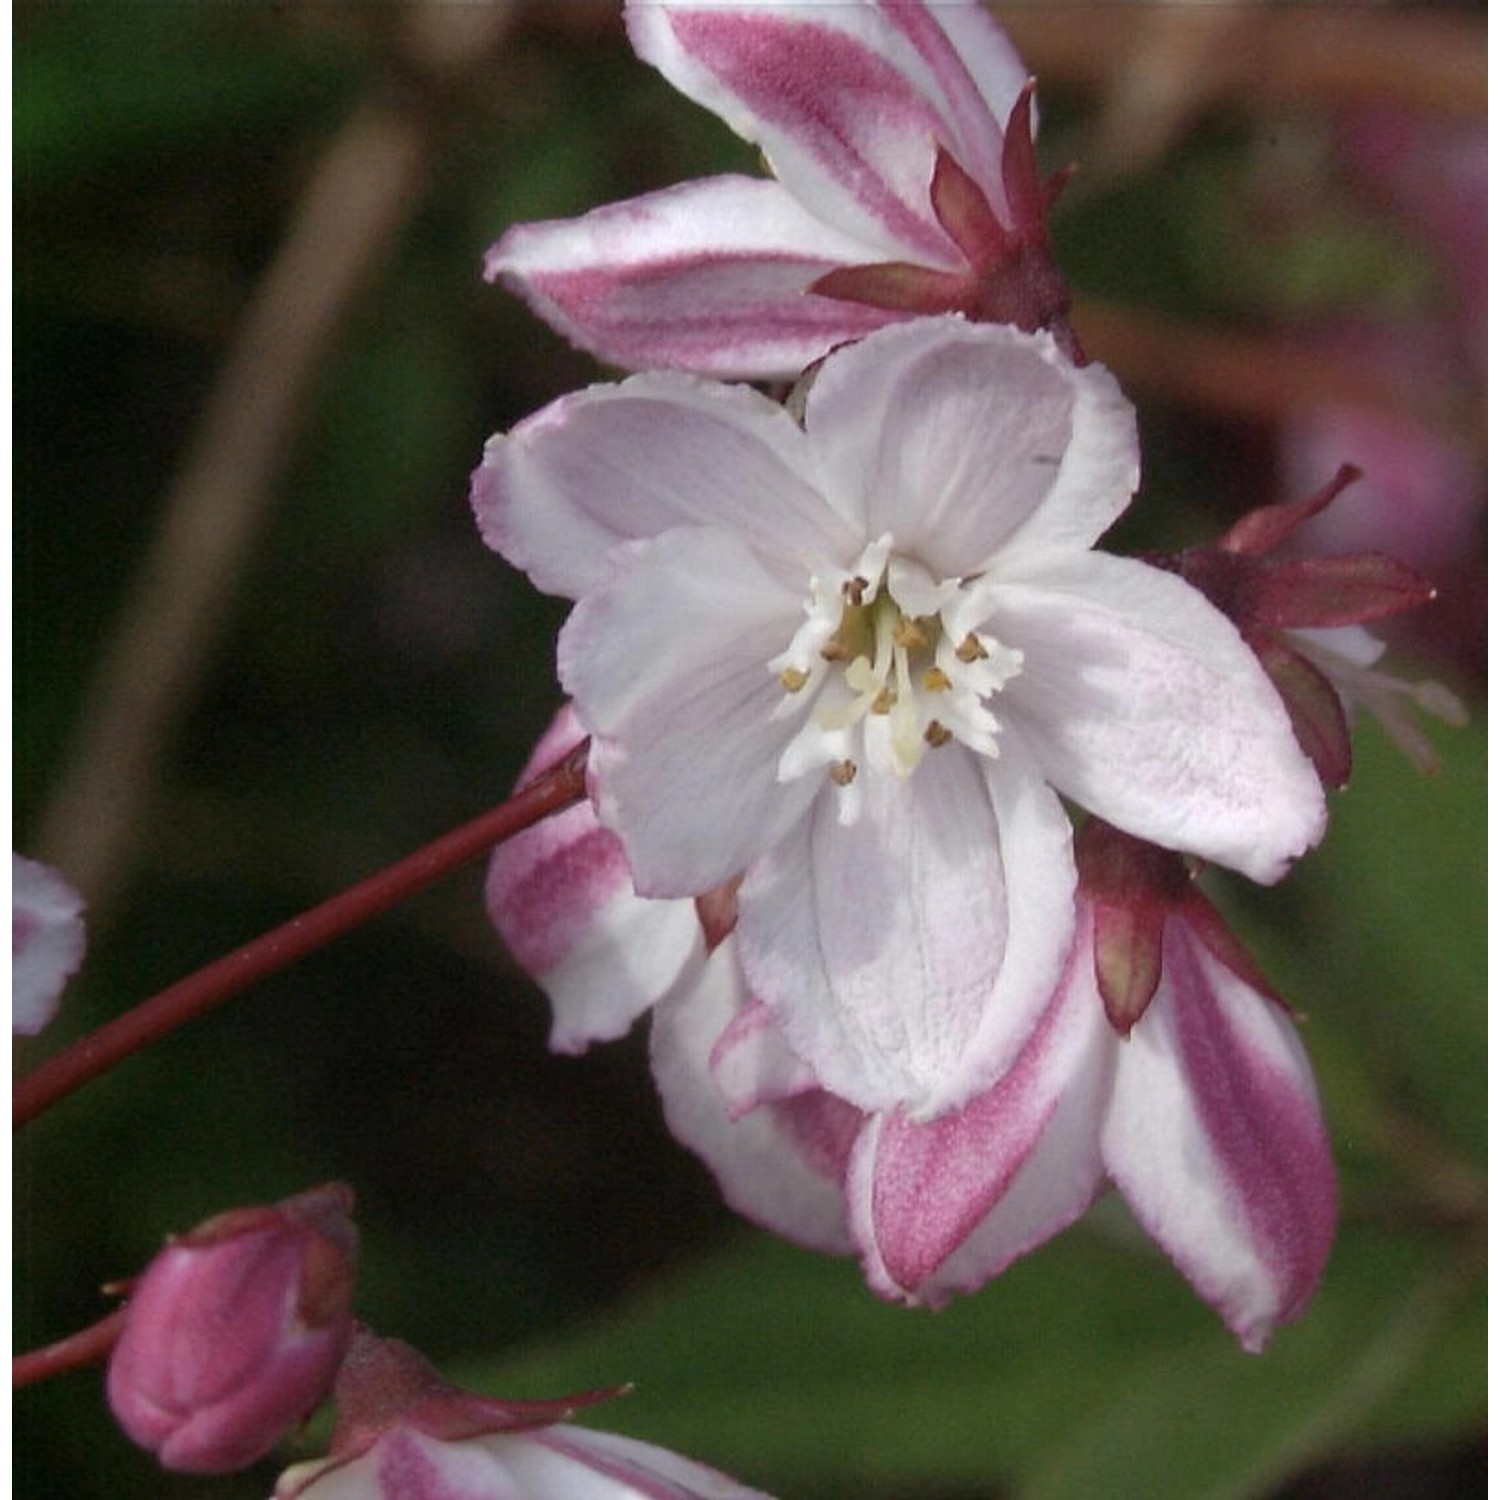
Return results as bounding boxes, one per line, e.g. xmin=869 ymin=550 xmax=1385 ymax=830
xmin=14 ymin=5 xmax=1484 ymax=1498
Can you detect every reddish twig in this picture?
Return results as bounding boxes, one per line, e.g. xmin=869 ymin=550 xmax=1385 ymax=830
xmin=14 ymin=742 xmax=588 ymax=1130
xmin=13 ymin=1307 xmax=129 ymax=1390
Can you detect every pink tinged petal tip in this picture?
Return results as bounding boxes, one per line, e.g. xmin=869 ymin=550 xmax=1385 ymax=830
xmin=486 ymin=176 xmax=897 ymax=380
xmin=1104 ymin=920 xmax=1337 ymax=1351
xmin=650 ymin=949 xmax=858 ymax=1256
xmin=854 ymin=926 xmax=1106 ymax=1299
xmin=485 ymin=708 xmax=700 ymax=1053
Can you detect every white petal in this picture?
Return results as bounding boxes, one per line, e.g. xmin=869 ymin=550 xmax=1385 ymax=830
xmin=627 ymin=3 xmax=968 ymax=262
xmin=802 ymin=320 xmax=1137 ymax=573
xmin=13 ymin=853 xmax=86 ymax=1036
xmin=559 ymin=527 xmax=816 ymax=898
xmin=849 ymin=925 xmax=1110 ymax=1303
xmin=1103 ymin=916 xmax=1338 ymax=1351
xmin=474 ymin=368 xmax=856 ymax=601
xmin=650 ymin=946 xmax=858 ymax=1255
xmin=486 ymin=175 xmax=898 ymax=380
xmin=737 ymin=743 xmax=1074 ymax=1117
xmin=992 ymin=552 xmax=1328 ymax=883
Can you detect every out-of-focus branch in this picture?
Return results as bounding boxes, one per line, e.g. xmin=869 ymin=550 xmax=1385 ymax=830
xmin=1072 ymin=297 xmax=1481 ymax=446
xmin=35 ymin=2 xmax=516 ymax=918
xmin=15 ymin=740 xmax=587 ymax=1130
xmin=994 ymin=3 xmax=1486 ymax=120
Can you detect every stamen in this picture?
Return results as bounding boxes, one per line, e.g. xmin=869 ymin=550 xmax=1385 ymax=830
xmin=924 ymin=721 xmax=953 ymax=747
xmin=955 ymin=633 xmax=988 ymax=663
xmin=779 ymin=666 xmax=809 ymax=693
xmin=871 ymin=687 xmax=897 ymax=715
xmin=830 ymin=759 xmax=857 ymax=787
xmin=842 ymin=576 xmax=869 ymax=606
xmin=921 ymin=667 xmax=952 ymax=693
xmin=821 ymin=639 xmax=853 ymax=663
xmin=892 ymin=616 xmax=929 ymax=651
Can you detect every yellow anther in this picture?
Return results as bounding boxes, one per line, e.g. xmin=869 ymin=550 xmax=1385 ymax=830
xmin=830 ymin=759 xmax=858 ymax=786
xmin=893 ymin=616 xmax=930 ymax=651
xmin=842 ymin=576 xmax=869 ymax=606
xmin=924 ymin=721 xmax=953 ymax=747
xmin=955 ymin=632 xmax=989 ymax=663
xmin=921 ymin=667 xmax=952 ymax=693
xmin=779 ymin=666 xmax=810 ymax=693
xmin=870 ymin=686 xmax=897 ymax=715
xmin=821 ymin=639 xmax=853 ymax=663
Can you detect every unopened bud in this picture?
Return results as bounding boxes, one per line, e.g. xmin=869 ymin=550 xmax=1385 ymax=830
xmin=106 ymin=1183 xmax=357 ymax=1473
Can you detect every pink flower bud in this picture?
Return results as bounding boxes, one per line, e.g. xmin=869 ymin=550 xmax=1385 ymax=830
xmin=107 ymin=1183 xmax=357 ymax=1474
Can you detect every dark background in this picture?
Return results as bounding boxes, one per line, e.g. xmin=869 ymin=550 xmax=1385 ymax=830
xmin=14 ymin=5 xmax=1485 ymax=1497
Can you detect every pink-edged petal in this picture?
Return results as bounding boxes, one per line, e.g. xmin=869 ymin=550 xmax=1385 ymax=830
xmin=992 ymin=552 xmax=1327 ymax=883
xmin=802 ymin=320 xmax=1137 ymax=573
xmin=1103 ymin=916 xmax=1337 ymax=1351
xmin=849 ymin=920 xmax=1109 ymax=1303
xmin=486 ymin=175 xmax=898 ymax=380
xmin=737 ymin=740 xmax=1074 ymax=1118
xmin=559 ymin=527 xmax=815 ymax=898
xmin=709 ymin=998 xmax=819 ymax=1118
xmin=474 ymin=368 xmax=855 ymax=601
xmin=486 ymin=712 xmax=700 ymax=1055
xmin=650 ymin=947 xmax=858 ymax=1255
xmin=874 ymin=0 xmax=1026 ymax=210
xmin=627 ymin=4 xmax=964 ymax=263
xmin=13 ymin=853 xmax=86 ymax=1036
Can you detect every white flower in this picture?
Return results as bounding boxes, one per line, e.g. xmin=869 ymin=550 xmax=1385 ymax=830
xmin=475 ymin=319 xmax=1325 ymax=1119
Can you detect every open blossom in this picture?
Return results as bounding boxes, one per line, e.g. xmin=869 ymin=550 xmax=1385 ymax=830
xmin=488 ymin=0 xmax=1072 ymax=378
xmin=12 ymin=852 xmax=86 ymax=1035
xmin=276 ymin=1330 xmax=770 ymax=1500
xmin=476 ymin=318 xmax=1324 ymax=1124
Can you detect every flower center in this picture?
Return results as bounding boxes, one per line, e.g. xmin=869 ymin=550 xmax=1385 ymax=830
xmin=768 ymin=535 xmax=1021 ymax=814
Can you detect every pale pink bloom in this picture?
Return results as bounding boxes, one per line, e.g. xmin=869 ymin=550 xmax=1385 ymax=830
xmin=107 ymin=1184 xmax=358 ymax=1474
xmin=276 ymin=1331 xmax=770 ymax=1500
xmin=476 ymin=319 xmax=1325 ymax=1123
xmin=651 ymin=825 xmax=1337 ymax=1353
xmin=487 ymin=0 xmax=1072 ymax=378
xmin=12 ymin=852 xmax=86 ymax=1035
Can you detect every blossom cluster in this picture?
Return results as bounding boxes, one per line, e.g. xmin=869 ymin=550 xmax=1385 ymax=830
xmin=473 ymin=0 xmax=1451 ymax=1354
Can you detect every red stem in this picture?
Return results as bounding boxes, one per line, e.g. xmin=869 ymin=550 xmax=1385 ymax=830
xmin=13 ymin=1307 xmax=129 ymax=1389
xmin=13 ymin=742 xmax=589 ymax=1129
